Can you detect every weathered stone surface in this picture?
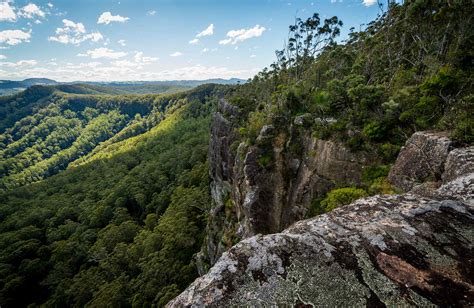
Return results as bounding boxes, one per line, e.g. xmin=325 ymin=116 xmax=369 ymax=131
xmin=388 ymin=132 xmax=453 ymax=191
xmin=168 ymin=193 xmax=474 ymax=307
xmin=437 ymin=173 xmax=474 ymax=205
xmin=443 ymin=146 xmax=474 ymax=183
xmin=407 ymin=144 xmax=474 ymax=204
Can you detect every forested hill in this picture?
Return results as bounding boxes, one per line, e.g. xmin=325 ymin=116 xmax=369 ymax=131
xmin=0 ymin=84 xmax=225 ymax=190
xmin=0 ymin=84 xmax=229 ymax=306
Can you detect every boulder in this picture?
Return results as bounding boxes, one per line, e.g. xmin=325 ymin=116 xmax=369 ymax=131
xmin=168 ymin=194 xmax=473 ymax=307
xmin=388 ymin=132 xmax=453 ymax=191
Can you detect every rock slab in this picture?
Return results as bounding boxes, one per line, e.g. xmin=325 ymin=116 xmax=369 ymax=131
xmin=168 ymin=194 xmax=474 ymax=307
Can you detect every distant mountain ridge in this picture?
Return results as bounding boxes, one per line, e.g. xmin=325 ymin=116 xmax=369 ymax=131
xmin=0 ymin=78 xmax=57 ymax=89
xmin=0 ymin=78 xmax=246 ymax=95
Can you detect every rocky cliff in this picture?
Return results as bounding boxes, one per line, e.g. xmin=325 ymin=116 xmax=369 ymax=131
xmin=170 ymin=131 xmax=473 ymax=306
xmin=202 ymin=100 xmax=371 ymax=267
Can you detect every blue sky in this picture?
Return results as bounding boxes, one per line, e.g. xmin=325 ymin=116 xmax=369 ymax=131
xmin=0 ymin=0 xmax=385 ymax=81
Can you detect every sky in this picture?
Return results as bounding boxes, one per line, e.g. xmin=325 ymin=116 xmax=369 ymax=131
xmin=0 ymin=0 xmax=386 ymax=82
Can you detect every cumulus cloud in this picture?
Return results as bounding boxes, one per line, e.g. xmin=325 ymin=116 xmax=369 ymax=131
xmin=78 ymin=47 xmax=127 ymax=59
xmin=0 ymin=1 xmax=16 ymax=21
xmin=117 ymin=39 xmax=126 ymax=46
xmin=0 ymin=55 xmax=6 ymax=60
xmin=0 ymin=29 xmax=31 ymax=45
xmin=19 ymin=3 xmax=45 ymax=19
xmin=0 ymin=59 xmax=37 ymax=67
xmin=363 ymin=0 xmax=377 ymax=6
xmin=48 ymin=19 xmax=103 ymax=45
xmin=170 ymin=51 xmax=183 ymax=57
xmin=196 ymin=24 xmax=214 ymax=37
xmin=219 ymin=25 xmax=266 ymax=45
xmin=189 ymin=38 xmax=199 ymax=44
xmin=134 ymin=51 xmax=158 ymax=63
xmin=147 ymin=10 xmax=156 ymax=16
xmin=97 ymin=12 xmax=129 ymax=24
xmin=47 ymin=3 xmax=53 ymax=8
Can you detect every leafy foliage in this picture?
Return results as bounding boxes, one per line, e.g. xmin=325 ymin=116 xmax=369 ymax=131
xmin=0 ymin=85 xmax=223 ymax=307
xmin=320 ymin=187 xmax=368 ymax=212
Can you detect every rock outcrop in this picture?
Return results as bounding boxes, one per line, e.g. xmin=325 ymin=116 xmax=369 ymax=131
xmin=171 ymin=131 xmax=474 ymax=306
xmin=389 ymin=131 xmax=473 ymax=205
xmin=203 ymin=99 xmax=371 ymax=266
xmin=169 ymin=194 xmax=473 ymax=307
xmin=388 ymin=131 xmax=454 ymax=191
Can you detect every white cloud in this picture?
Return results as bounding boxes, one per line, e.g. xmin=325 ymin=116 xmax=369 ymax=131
xmin=134 ymin=51 xmax=158 ymax=63
xmin=48 ymin=19 xmax=103 ymax=45
xmin=47 ymin=3 xmax=54 ymax=8
xmin=219 ymin=25 xmax=266 ymax=45
xmin=117 ymin=39 xmax=126 ymax=46
xmin=170 ymin=51 xmax=183 ymax=57
xmin=79 ymin=47 xmax=127 ymax=59
xmin=200 ymin=48 xmax=217 ymax=53
xmin=19 ymin=3 xmax=45 ymax=19
xmin=0 ymin=55 xmax=6 ymax=60
xmin=196 ymin=24 xmax=214 ymax=37
xmin=1 ymin=63 xmax=259 ymax=82
xmin=0 ymin=1 xmax=16 ymax=21
xmin=219 ymin=38 xmax=232 ymax=45
xmin=363 ymin=0 xmax=377 ymax=6
xmin=97 ymin=12 xmax=129 ymax=24
xmin=250 ymin=54 xmax=256 ymax=58
xmin=152 ymin=64 xmax=258 ymax=80
xmin=0 ymin=29 xmax=31 ymax=45
xmin=65 ymin=61 xmax=102 ymax=69
xmin=147 ymin=10 xmax=156 ymax=16
xmin=0 ymin=59 xmax=37 ymax=67
xmin=62 ymin=19 xmax=85 ymax=33
xmin=111 ymin=60 xmax=136 ymax=67
xmin=189 ymin=38 xmax=199 ymax=44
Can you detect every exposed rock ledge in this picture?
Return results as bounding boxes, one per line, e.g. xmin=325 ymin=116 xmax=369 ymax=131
xmin=168 ymin=192 xmax=473 ymax=306
xmin=170 ymin=131 xmax=473 ymax=307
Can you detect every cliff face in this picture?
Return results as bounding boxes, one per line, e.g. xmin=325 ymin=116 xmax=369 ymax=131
xmin=203 ymin=100 xmax=370 ymax=266
xmin=171 ymin=130 xmax=473 ymax=307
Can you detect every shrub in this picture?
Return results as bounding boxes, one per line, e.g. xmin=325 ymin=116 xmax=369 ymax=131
xmin=379 ymin=143 xmax=401 ymax=161
xmin=368 ymin=177 xmax=396 ymax=195
xmin=362 ymin=121 xmax=387 ymax=141
xmin=320 ymin=187 xmax=367 ymax=212
xmin=362 ymin=165 xmax=391 ymax=184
